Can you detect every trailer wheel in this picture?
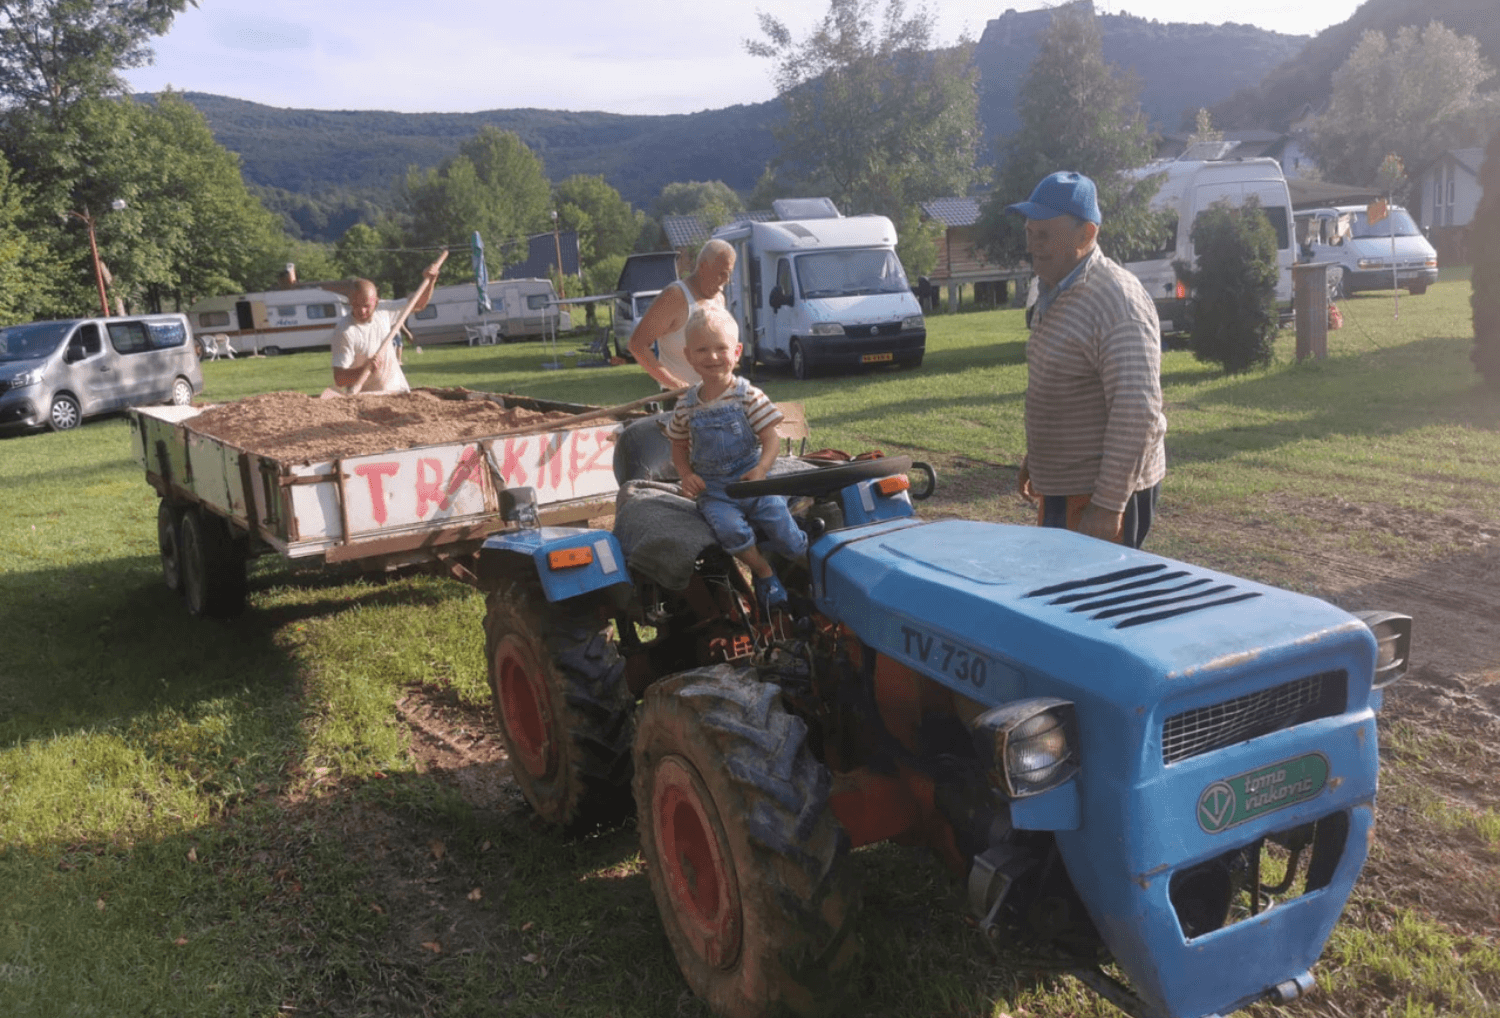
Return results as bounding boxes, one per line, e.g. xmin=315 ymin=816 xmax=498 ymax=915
xmin=484 ymin=583 xmax=635 ymax=832
xmin=157 ymin=500 xmax=185 ymax=592
xmin=634 ymin=666 xmax=860 ymax=1018
xmin=180 ymin=508 xmax=248 ymax=618
xmin=261 ymin=345 xmax=281 ymax=356
xmin=48 ymin=392 xmax=81 ymax=431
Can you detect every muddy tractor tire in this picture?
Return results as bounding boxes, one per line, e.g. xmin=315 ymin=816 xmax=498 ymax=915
xmin=484 ymin=583 xmax=635 ymax=833
xmin=634 ymin=666 xmax=860 ymax=1018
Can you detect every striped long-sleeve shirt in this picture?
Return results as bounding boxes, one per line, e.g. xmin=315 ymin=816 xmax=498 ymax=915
xmin=1025 ymin=246 xmax=1166 ymax=513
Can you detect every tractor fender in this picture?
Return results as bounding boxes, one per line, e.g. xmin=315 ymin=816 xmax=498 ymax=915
xmin=477 ymin=527 xmax=630 ymax=602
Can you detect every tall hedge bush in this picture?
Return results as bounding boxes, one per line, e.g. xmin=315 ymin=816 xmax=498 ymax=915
xmin=1471 ymin=132 xmax=1500 ymax=387
xmin=1176 ymin=196 xmax=1280 ymax=374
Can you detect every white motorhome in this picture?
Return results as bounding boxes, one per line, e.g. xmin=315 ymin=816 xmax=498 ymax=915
xmin=406 ymin=278 xmax=563 ymax=346
xmin=714 ymin=199 xmax=926 ymax=379
xmin=186 ymin=288 xmax=349 ymax=356
xmin=1124 ymin=156 xmax=1295 ymax=334
xmin=1295 ymin=205 xmax=1438 ymax=297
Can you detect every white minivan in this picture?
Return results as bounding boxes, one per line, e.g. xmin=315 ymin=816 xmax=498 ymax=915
xmin=0 ymin=314 xmax=203 ymax=432
xmin=1295 ymin=205 xmax=1439 ymax=297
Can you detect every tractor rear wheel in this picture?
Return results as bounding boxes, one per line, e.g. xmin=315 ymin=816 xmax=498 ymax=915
xmin=484 ymin=583 xmax=635 ymax=832
xmin=634 ymin=666 xmax=860 ymax=1018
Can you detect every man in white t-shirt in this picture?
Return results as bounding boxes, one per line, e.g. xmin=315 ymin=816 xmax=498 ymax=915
xmin=628 ymin=239 xmax=735 ymax=390
xmin=329 ymin=258 xmax=442 ymax=393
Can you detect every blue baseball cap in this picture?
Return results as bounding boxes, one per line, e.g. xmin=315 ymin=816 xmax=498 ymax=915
xmin=1006 ymin=171 xmax=1101 ymax=225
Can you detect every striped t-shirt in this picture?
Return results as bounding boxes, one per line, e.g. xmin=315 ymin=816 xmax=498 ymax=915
xmin=1025 ymin=246 xmax=1166 ymax=513
xmin=664 ymin=376 xmax=782 ymax=444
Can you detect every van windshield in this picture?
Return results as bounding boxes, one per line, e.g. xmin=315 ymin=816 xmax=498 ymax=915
xmin=1351 ymin=209 xmax=1420 ymax=239
xmin=795 ymin=250 xmax=909 ymax=298
xmin=0 ymin=321 xmax=73 ymax=362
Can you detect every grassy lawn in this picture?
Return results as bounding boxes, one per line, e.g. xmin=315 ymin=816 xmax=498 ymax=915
xmin=1 ymin=271 xmax=1497 ymax=1017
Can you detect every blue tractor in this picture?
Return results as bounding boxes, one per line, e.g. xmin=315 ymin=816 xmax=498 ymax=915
xmin=475 ymin=453 xmax=1411 ymax=1018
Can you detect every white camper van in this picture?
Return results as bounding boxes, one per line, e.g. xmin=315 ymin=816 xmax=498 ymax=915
xmin=1124 ymin=157 xmax=1295 ymax=334
xmin=406 ymin=279 xmax=563 ymax=346
xmin=1295 ymin=205 xmax=1438 ymax=297
xmin=186 ymin=288 xmax=349 ymax=356
xmin=715 ymin=199 xmax=926 ymax=379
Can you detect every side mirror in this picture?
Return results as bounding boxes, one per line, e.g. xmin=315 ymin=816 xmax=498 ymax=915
xmin=769 ymin=286 xmax=793 ymax=311
xmin=64 ymin=342 xmax=85 ymax=364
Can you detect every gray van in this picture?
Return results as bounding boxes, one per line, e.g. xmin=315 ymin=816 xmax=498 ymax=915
xmin=0 ymin=314 xmax=203 ymax=432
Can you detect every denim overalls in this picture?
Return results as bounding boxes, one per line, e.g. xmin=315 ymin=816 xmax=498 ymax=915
xmin=680 ymin=379 xmax=808 ymax=559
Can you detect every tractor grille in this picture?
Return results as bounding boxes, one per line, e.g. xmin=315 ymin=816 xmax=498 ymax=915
xmin=1161 ymin=671 xmax=1346 ymax=765
xmin=1025 ymin=563 xmax=1262 ymax=630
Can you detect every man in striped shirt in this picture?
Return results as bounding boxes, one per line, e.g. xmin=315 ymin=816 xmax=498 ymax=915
xmin=1008 ymin=171 xmax=1166 ymax=548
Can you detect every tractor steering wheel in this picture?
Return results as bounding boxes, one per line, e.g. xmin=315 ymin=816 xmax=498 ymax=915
xmin=725 ymin=456 xmax=913 ymax=500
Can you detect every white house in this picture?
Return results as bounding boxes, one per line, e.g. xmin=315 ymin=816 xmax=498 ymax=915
xmin=1416 ymin=146 xmax=1489 ymax=265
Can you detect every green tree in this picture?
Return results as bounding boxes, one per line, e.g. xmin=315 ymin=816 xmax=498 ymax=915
xmin=0 ymin=0 xmax=195 ymax=123
xmin=651 ymin=180 xmax=744 ymax=227
xmin=976 ymin=5 xmax=1164 ymax=266
xmin=554 ymin=174 xmax=641 ymax=267
xmin=402 ymin=126 xmax=550 ymax=292
xmin=1176 ymin=197 xmax=1279 ymax=375
xmin=0 ymin=151 xmax=62 ymax=323
xmin=1309 ymin=22 xmax=1498 ymax=206
xmin=747 ymin=0 xmax=984 ymax=275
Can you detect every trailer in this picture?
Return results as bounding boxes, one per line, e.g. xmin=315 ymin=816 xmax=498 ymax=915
xmin=130 ymin=388 xmax=650 ymax=616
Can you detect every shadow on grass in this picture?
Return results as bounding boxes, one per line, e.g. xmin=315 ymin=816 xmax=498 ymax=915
xmin=1169 ymin=334 xmax=1500 ymax=465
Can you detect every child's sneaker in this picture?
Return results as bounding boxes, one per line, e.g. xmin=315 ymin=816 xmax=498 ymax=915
xmin=753 ymin=572 xmax=788 ymax=615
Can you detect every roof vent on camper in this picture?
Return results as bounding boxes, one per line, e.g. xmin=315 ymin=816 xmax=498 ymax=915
xmin=1179 ymin=140 xmax=1239 ymax=162
xmin=772 ymin=197 xmax=841 ymax=221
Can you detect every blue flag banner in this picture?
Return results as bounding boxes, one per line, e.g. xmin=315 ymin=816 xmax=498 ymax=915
xmin=472 ymin=231 xmax=492 ymax=314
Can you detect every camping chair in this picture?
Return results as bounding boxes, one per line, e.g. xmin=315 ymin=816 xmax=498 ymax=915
xmin=573 ymin=327 xmax=613 ymax=367
xmin=205 ymin=334 xmax=234 ymax=361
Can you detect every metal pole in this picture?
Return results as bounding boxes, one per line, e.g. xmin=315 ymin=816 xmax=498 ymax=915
xmin=552 ymin=213 xmax=567 ymax=299
xmin=84 ymin=214 xmax=110 ymax=317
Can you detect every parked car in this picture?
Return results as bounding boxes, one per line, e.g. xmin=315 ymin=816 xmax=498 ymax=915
xmin=1295 ymin=205 xmax=1439 ymax=297
xmin=0 ymin=314 xmax=203 ymax=433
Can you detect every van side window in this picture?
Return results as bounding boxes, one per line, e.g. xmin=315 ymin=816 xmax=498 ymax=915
xmin=148 ymin=320 xmax=188 ymax=349
xmin=776 ymin=259 xmax=793 ymax=296
xmin=412 ymin=306 xmax=438 ymax=320
xmin=69 ymin=323 xmax=103 ymax=360
xmin=198 ymin=310 xmax=230 ymax=328
xmin=305 ymin=303 xmax=338 ymax=320
xmin=107 ymin=321 xmax=152 ymax=354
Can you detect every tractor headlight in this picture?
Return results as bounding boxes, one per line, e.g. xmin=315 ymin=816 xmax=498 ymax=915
xmin=970 ymin=698 xmax=1079 ymax=799
xmin=808 ymin=322 xmax=845 ymax=336
xmin=1354 ymin=610 xmax=1412 ymax=689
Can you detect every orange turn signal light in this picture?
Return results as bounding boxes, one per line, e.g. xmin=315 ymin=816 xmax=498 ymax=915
xmin=547 ymin=547 xmax=594 ymax=570
xmin=875 ymin=475 xmax=910 ymax=496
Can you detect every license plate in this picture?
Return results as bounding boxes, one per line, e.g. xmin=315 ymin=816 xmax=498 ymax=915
xmin=862 ymin=352 xmax=893 ymax=364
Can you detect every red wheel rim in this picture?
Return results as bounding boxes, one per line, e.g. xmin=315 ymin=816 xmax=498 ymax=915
xmin=652 ymin=755 xmax=741 ymax=969
xmin=495 ymin=636 xmax=555 ymax=779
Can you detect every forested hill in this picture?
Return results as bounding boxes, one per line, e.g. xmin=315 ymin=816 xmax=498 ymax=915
xmin=1210 ymin=0 xmax=1500 ymax=129
xmin=168 ymin=8 xmax=1305 ymax=241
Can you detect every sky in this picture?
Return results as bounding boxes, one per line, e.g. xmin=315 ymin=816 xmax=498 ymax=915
xmin=121 ymin=0 xmax=1367 ymax=117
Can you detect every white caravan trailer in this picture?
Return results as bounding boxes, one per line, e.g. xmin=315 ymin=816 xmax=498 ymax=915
xmin=186 ymin=288 xmax=349 ymax=356
xmin=714 ymin=198 xmax=926 ymax=379
xmin=406 ymin=278 xmax=563 ymax=346
xmin=1124 ymin=156 xmax=1295 ymax=334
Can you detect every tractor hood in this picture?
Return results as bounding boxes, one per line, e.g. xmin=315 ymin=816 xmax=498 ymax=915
xmin=811 ymin=518 xmax=1375 ymax=714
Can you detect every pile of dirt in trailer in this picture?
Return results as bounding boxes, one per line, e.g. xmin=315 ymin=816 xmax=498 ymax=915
xmin=185 ymin=390 xmax=581 ymax=462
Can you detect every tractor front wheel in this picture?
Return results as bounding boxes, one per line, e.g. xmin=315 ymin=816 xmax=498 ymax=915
xmin=484 ymin=583 xmax=635 ymax=833
xmin=634 ymin=666 xmax=860 ymax=1018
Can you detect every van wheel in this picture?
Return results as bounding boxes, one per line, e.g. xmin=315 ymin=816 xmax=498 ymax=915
xmin=48 ymin=393 xmax=81 ymax=431
xmin=169 ymin=377 xmax=194 ymax=406
xmin=791 ymin=340 xmax=812 ymax=381
xmin=1328 ymin=269 xmax=1346 ymax=300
